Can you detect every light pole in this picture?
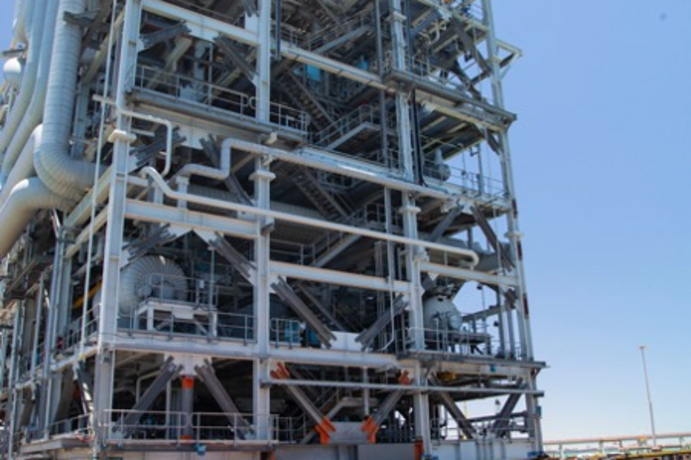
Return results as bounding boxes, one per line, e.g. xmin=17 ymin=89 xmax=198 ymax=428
xmin=638 ymin=345 xmax=657 ymax=448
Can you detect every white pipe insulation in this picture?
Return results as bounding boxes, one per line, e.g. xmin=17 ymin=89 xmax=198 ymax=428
xmin=176 ymin=137 xmax=232 ymax=181
xmin=0 ymin=127 xmax=41 ymax=206
xmin=0 ymin=0 xmax=100 ymax=260
xmin=33 ymin=0 xmax=99 ymax=202
xmin=0 ymin=179 xmax=72 ymax=258
xmin=141 ymin=166 xmax=480 ymax=266
xmin=0 ymin=0 xmax=47 ymax=172
xmin=12 ymin=0 xmax=30 ymax=44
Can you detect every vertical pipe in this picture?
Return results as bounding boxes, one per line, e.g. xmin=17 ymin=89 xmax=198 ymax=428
xmin=180 ymin=376 xmax=195 ymax=439
xmin=0 ymin=330 xmax=8 ymax=389
xmin=30 ymin=274 xmax=45 ymax=379
xmin=6 ymin=301 xmax=24 ymax=458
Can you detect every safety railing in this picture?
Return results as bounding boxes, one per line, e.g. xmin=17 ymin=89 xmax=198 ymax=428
xmin=421 ymin=159 xmax=506 ymax=201
xmin=161 ymin=0 xmax=243 ymax=25
xmin=47 ymin=414 xmax=91 ymax=438
xmin=429 ymin=415 xmax=527 ymax=442
xmin=100 ymin=409 xmax=284 ymax=443
xmin=269 ymin=318 xmax=303 ymax=348
xmin=411 ymin=58 xmax=469 ymax=94
xmin=101 ymin=409 xmax=188 ymax=441
xmin=302 ymin=10 xmax=374 ymax=52
xmin=248 ymin=96 xmax=311 ymax=133
xmin=270 ymin=239 xmax=309 ymax=265
xmin=398 ymin=326 xmax=526 ymax=361
xmin=274 ymin=415 xmax=309 ymax=443
xmin=133 ymin=65 xmax=309 ymax=133
xmin=121 ymin=308 xmax=255 ymax=344
xmin=142 ymin=273 xmax=219 ymax=308
xmin=303 ymin=202 xmax=401 ymax=265
xmin=134 ymin=64 xmax=251 ymax=114
xmin=272 ymin=21 xmax=304 ymax=47
xmin=59 ymin=309 xmax=98 ymax=353
xmin=310 ymin=104 xmax=381 ymax=148
xmin=396 ymin=325 xmax=493 ymax=356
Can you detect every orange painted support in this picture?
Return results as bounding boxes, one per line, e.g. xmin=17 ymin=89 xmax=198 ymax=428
xmin=270 ymin=362 xmax=291 ymax=380
xmin=361 ymin=416 xmax=379 ymax=443
xmin=414 ymin=436 xmax=424 ymax=460
xmin=181 ymin=376 xmax=195 ymax=390
xmin=314 ymin=417 xmax=336 ymax=444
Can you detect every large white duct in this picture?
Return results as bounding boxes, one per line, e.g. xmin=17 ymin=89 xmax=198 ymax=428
xmin=0 ymin=127 xmax=40 ymax=205
xmin=0 ymin=178 xmax=73 ymax=259
xmin=118 ymin=256 xmax=188 ymax=315
xmin=33 ymin=0 xmax=98 ymax=202
xmin=12 ymin=0 xmax=30 ymax=44
xmin=0 ymin=0 xmax=50 ymax=175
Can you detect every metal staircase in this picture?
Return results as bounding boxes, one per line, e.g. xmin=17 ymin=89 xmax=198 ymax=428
xmin=277 ymin=73 xmax=335 ymax=130
xmin=290 ymin=165 xmax=353 ymax=220
xmin=311 ymin=105 xmax=382 ymax=151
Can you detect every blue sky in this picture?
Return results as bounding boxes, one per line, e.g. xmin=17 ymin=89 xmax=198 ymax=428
xmin=494 ymin=0 xmax=691 ymax=441
xmin=1 ymin=0 xmax=689 ymax=443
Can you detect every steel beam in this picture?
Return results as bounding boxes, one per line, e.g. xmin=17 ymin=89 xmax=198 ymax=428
xmin=116 ymin=357 xmax=180 ymax=437
xmin=429 ymin=374 xmax=476 ymax=439
xmin=356 ymin=296 xmax=408 ymax=349
xmin=195 ymin=362 xmax=251 ymax=438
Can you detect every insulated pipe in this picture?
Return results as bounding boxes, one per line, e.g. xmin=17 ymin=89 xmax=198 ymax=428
xmin=0 ymin=0 xmax=48 ymax=171
xmin=0 ymin=126 xmax=40 ymax=206
xmin=141 ymin=167 xmax=480 ymax=266
xmin=172 ymin=137 xmax=462 ymax=203
xmin=175 ymin=132 xmax=233 ymax=181
xmin=94 ymin=95 xmax=175 ymax=178
xmin=0 ymin=178 xmax=73 ymax=259
xmin=12 ymin=0 xmax=31 ymax=44
xmin=33 ymin=0 xmax=99 ymax=201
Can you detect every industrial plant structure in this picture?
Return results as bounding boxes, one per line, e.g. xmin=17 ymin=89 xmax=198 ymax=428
xmin=0 ymin=0 xmax=544 ymax=458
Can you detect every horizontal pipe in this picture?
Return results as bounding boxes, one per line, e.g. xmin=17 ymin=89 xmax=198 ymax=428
xmin=0 ymin=178 xmax=73 ymax=259
xmin=0 ymin=126 xmax=40 ymax=205
xmin=94 ymin=95 xmax=174 ymax=177
xmin=140 ymin=166 xmax=479 ymax=265
xmin=175 ymin=137 xmax=230 ymax=181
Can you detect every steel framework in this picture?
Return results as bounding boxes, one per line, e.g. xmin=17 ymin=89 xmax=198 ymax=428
xmin=0 ymin=0 xmax=543 ymax=459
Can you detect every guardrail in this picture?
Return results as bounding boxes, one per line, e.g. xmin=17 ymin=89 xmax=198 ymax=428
xmin=142 ymin=273 xmax=219 ymax=308
xmin=100 ymin=409 xmax=288 ymax=443
xmin=310 ymin=105 xmax=381 ymax=148
xmin=121 ymin=308 xmax=255 ymax=344
xmin=396 ymin=325 xmax=525 ymax=359
xmin=134 ymin=65 xmax=309 ymax=132
xmin=270 ymin=318 xmax=303 ymax=348
xmin=421 ymin=159 xmax=506 ymax=200
xmin=429 ymin=415 xmax=527 ymax=442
